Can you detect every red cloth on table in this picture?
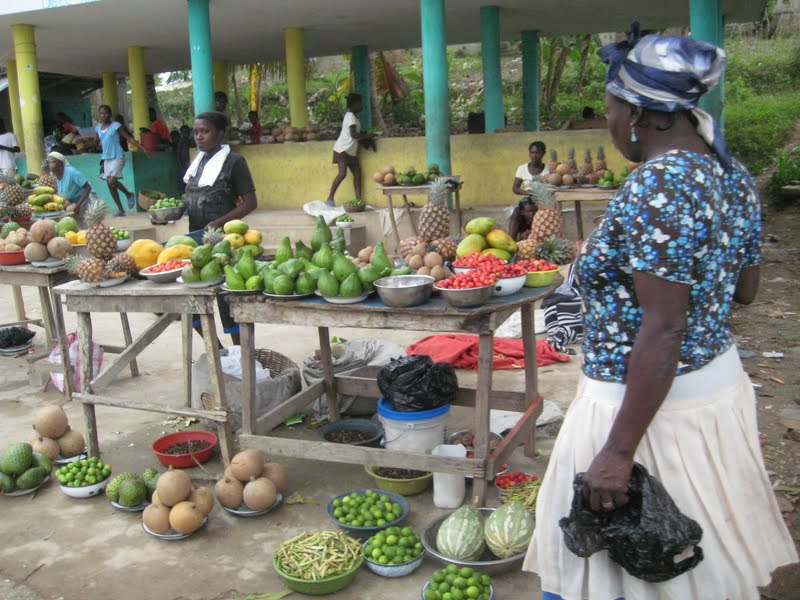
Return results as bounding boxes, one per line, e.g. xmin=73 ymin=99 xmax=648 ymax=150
xmin=406 ymin=334 xmax=570 ymax=370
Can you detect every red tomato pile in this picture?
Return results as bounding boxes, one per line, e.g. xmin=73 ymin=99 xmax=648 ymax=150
xmin=484 ymin=263 xmax=528 ymax=279
xmin=435 ymin=270 xmax=497 ymax=290
xmin=146 ymin=259 xmax=190 ymax=273
xmin=495 ymin=471 xmax=539 ymax=490
xmin=516 ymin=258 xmax=559 ymax=273
xmin=452 ymin=253 xmax=507 ymax=269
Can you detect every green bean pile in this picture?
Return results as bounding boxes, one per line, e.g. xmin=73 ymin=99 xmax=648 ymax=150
xmin=500 ymin=478 xmax=542 ymax=515
xmin=275 ymin=531 xmax=362 ymax=580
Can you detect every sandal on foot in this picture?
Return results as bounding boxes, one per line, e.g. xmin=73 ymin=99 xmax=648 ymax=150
xmin=126 ymin=194 xmax=135 ymax=209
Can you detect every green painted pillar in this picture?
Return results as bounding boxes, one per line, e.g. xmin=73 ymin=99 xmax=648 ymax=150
xmin=480 ymin=6 xmax=503 ymax=133
xmin=187 ymin=0 xmax=215 ymax=115
xmin=12 ymin=25 xmax=44 ymax=169
xmin=521 ymin=30 xmax=540 ymax=131
xmin=420 ymin=0 xmax=451 ymax=175
xmin=690 ymin=0 xmax=724 ymax=121
xmin=352 ymin=45 xmax=372 ymax=130
xmin=6 ymin=60 xmax=24 ymax=152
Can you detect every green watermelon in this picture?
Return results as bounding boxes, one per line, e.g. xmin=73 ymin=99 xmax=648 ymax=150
xmin=436 ymin=505 xmax=485 ymax=561
xmin=484 ymin=501 xmax=535 ymax=558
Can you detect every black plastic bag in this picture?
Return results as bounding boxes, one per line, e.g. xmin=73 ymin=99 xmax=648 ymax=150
xmin=559 ymin=463 xmax=704 ymax=583
xmin=377 ymin=355 xmax=458 ymax=412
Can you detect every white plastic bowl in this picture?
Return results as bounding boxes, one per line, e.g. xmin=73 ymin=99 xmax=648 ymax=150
xmin=140 ymin=261 xmax=190 ymax=283
xmin=116 ymin=238 xmax=132 ymax=251
xmin=452 ymin=265 xmax=476 ymax=275
xmin=492 ymin=274 xmax=526 ymax=297
xmin=364 ymin=550 xmax=424 ymax=578
xmin=59 ymin=476 xmax=110 ymax=498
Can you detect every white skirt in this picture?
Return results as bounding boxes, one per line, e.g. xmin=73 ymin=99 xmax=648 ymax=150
xmin=524 ymin=346 xmax=797 ymax=600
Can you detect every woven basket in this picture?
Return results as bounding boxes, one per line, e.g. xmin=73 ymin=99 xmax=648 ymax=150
xmin=343 ymin=204 xmax=365 ymax=213
xmin=138 ymin=189 xmax=165 ymax=211
xmin=254 ymin=348 xmax=299 ymax=376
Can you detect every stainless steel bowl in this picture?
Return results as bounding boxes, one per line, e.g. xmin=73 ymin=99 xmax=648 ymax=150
xmin=435 ymin=283 xmax=493 ymax=308
xmin=149 ymin=206 xmax=184 ymax=223
xmin=373 ymin=275 xmax=434 ymax=308
xmin=421 ymin=507 xmax=526 ymax=575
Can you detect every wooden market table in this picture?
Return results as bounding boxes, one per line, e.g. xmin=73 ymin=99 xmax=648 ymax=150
xmin=53 ymin=278 xmax=236 ymax=465
xmin=554 ymin=187 xmax=615 ymax=239
xmin=230 ymin=280 xmax=560 ymax=505
xmin=0 ymin=263 xmax=75 ymax=397
xmin=378 ymin=178 xmax=463 ymax=252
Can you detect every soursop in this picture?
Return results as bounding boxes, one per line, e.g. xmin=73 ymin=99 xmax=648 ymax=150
xmin=30 ymin=451 xmax=53 ymax=473
xmin=0 ymin=472 xmax=15 ymax=493
xmin=15 ymin=466 xmax=48 ymax=490
xmin=118 ymin=477 xmax=148 ymax=507
xmin=0 ymin=443 xmax=33 ymax=476
xmin=105 ymin=471 xmax=140 ymax=502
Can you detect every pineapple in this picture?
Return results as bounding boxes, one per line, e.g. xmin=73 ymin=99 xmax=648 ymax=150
xmin=534 ymin=236 xmax=576 ymax=265
xmin=400 ymin=236 xmax=423 ymax=258
xmin=516 ymin=238 xmax=537 ymax=260
xmin=85 ymin=198 xmax=117 ymax=260
xmin=565 ymin=148 xmax=577 ymax=173
xmin=547 ymin=150 xmax=559 ymax=173
xmin=38 ymin=161 xmax=58 ymax=190
xmin=107 ymin=252 xmax=139 ymax=276
xmin=202 ymin=226 xmax=225 ymax=246
xmin=11 ymin=202 xmax=32 ymax=222
xmin=528 ymin=182 xmax=562 ymax=241
xmin=428 ymin=237 xmax=458 ymax=261
xmin=418 ymin=177 xmax=450 ymax=241
xmin=577 ymin=149 xmax=593 ymax=178
xmin=0 ymin=171 xmax=24 ymax=206
xmin=65 ymin=255 xmax=108 ymax=283
xmin=595 ymin=146 xmax=607 ymax=174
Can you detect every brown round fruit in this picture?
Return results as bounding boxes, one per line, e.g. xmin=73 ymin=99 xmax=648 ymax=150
xmin=242 ymin=476 xmax=277 ymax=511
xmin=188 ymin=486 xmax=215 ymax=516
xmin=229 ymin=449 xmax=265 ymax=482
xmin=143 ymin=502 xmax=171 ymax=534
xmin=155 ymin=466 xmax=193 ymax=507
xmin=30 ymin=436 xmax=60 ymax=460
xmin=261 ymin=462 xmax=288 ymax=493
xmin=214 ymin=475 xmax=244 ymax=508
xmin=33 ymin=405 xmax=69 ymax=439
xmin=372 ymin=171 xmax=384 ymax=183
xmin=383 ymin=173 xmax=396 ymax=185
xmin=168 ymin=501 xmax=205 ymax=534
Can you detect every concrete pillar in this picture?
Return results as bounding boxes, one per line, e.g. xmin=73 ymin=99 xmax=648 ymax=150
xmin=480 ymin=6 xmax=503 ymax=133
xmin=285 ymin=27 xmax=308 ymax=128
xmin=127 ymin=46 xmax=149 ymax=141
xmin=187 ymin=0 xmax=215 ymax=114
xmin=213 ymin=60 xmax=229 ymax=94
xmin=352 ymin=45 xmax=372 ymax=130
xmin=690 ymin=0 xmax=724 ymax=121
xmin=102 ymin=72 xmax=119 ymax=115
xmin=521 ymin=30 xmax=540 ymax=131
xmin=6 ymin=60 xmax=24 ymax=152
xmin=12 ymin=25 xmax=44 ymax=169
xmin=420 ymin=0 xmax=451 ymax=174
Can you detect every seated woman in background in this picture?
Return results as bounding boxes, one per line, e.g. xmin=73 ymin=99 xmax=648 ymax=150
xmin=46 ymin=151 xmax=92 ymax=219
xmin=512 ymin=141 xmax=549 ymax=198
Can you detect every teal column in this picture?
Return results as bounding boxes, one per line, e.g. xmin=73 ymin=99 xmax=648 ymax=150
xmin=421 ymin=0 xmax=450 ymax=175
xmin=187 ymin=0 xmax=214 ymax=114
xmin=352 ymin=45 xmax=372 ymax=130
xmin=480 ymin=6 xmax=503 ymax=133
xmin=521 ymin=30 xmax=540 ymax=131
xmin=690 ymin=0 xmax=724 ymax=121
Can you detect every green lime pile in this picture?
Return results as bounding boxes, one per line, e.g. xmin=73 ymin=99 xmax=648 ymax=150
xmin=425 ymin=565 xmax=492 ymax=600
xmin=151 ymin=197 xmax=183 ymax=210
xmin=110 ymin=227 xmax=130 ymax=240
xmin=330 ymin=489 xmax=403 ymax=528
xmin=56 ymin=456 xmax=111 ymax=487
xmin=365 ymin=526 xmax=423 ymax=565
xmin=335 ymin=214 xmax=354 ymax=223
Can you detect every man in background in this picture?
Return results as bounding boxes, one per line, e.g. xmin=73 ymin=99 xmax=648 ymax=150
xmin=0 ymin=118 xmax=21 ymax=175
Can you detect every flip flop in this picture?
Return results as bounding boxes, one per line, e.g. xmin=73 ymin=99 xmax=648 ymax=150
xmin=325 ymin=199 xmax=335 ymax=207
xmin=126 ymin=194 xmax=135 ymax=209
xmin=116 ymin=210 xmax=125 ymax=217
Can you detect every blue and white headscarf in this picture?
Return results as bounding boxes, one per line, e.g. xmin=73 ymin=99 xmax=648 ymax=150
xmin=599 ymin=23 xmax=731 ymax=168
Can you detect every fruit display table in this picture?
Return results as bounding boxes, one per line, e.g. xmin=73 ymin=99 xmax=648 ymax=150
xmin=0 ymin=263 xmax=75 ymax=396
xmin=553 ymin=187 xmax=615 ymax=239
xmin=230 ymin=280 xmax=560 ymax=505
xmin=378 ymin=178 xmax=463 ymax=252
xmin=52 ymin=279 xmax=235 ymax=465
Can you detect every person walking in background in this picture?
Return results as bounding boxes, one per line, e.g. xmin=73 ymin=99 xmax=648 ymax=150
xmin=0 ymin=118 xmax=21 ymax=176
xmin=326 ymin=93 xmax=374 ymax=206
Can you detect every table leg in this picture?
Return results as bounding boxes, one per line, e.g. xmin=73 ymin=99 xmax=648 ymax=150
xmin=119 ymin=313 xmax=140 ymax=378
xmin=318 ymin=326 xmax=340 ymax=421
xmin=51 ymin=290 xmax=73 ymax=401
xmin=521 ymin=303 xmax=538 ymax=457
xmin=12 ymin=285 xmax=27 ymax=328
xmin=472 ymin=333 xmax=494 ymax=506
xmin=78 ymin=312 xmax=100 ymax=457
xmin=37 ymin=287 xmax=57 ymax=346
xmin=182 ymin=314 xmax=193 ymax=408
xmin=240 ymin=322 xmax=256 ymax=435
xmin=402 ymin=194 xmax=418 ymax=235
xmin=574 ymin=200 xmax=584 ymax=240
xmin=386 ymin=195 xmax=402 ymax=253
xmin=199 ymin=313 xmax=234 ymax=464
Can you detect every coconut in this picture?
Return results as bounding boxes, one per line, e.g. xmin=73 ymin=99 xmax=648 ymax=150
xmin=417 ymin=266 xmax=431 ymax=276
xmin=383 ymin=173 xmax=396 ymax=185
xmin=47 ymin=237 xmax=73 ymax=259
xmin=372 ymin=171 xmax=384 ymax=183
xmin=412 ymin=243 xmax=427 ymax=257
xmin=155 ymin=466 xmax=193 ymax=507
xmin=214 ymin=475 xmax=244 ymax=508
xmin=562 ymin=174 xmax=576 ymax=185
xmin=407 ymin=254 xmax=424 ymax=270
xmin=423 ymin=252 xmax=444 ymax=269
xmin=30 ymin=220 xmax=57 ymax=244
xmin=555 ymin=163 xmax=570 ymax=176
xmin=142 ymin=502 xmax=171 ymax=534
xmin=33 ymin=405 xmax=69 ymax=439
xmin=30 ymin=436 xmax=60 ymax=460
xmin=382 ymin=165 xmax=396 ymax=175
xmin=547 ymin=173 xmax=563 ymax=186
xmin=229 ymin=449 xmax=264 ymax=482
xmin=56 ymin=426 xmax=85 ymax=458
xmin=242 ymin=476 xmax=277 ymax=511
xmin=188 ymin=486 xmax=215 ymax=516
xmin=430 ymin=264 xmax=447 ymax=281
xmin=168 ymin=501 xmax=205 ymax=534
xmin=261 ymin=462 xmax=289 ymax=493
xmin=24 ymin=242 xmax=49 ymax=262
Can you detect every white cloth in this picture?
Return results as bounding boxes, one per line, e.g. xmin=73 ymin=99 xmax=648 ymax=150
xmin=47 ymin=151 xmax=69 ymax=166
xmin=333 ymin=111 xmax=360 ymax=156
xmin=515 ymin=162 xmax=551 ymax=185
xmin=183 ymin=144 xmax=230 ymax=187
xmin=0 ymin=132 xmax=19 ymax=172
xmin=100 ymin=157 xmax=125 ymax=180
xmin=524 ymin=346 xmax=798 ymax=599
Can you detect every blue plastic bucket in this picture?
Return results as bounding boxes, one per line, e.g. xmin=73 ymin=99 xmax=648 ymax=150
xmin=377 ymin=397 xmax=450 ymax=454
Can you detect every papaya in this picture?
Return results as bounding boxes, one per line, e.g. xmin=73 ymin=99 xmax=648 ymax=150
xmin=464 ymin=217 xmax=496 ymax=236
xmin=485 ymin=229 xmax=518 ymax=253
xmin=275 ymin=237 xmax=293 ymax=265
xmin=165 ymin=235 xmax=198 ymax=249
xmin=33 ymin=186 xmax=56 ymax=195
xmin=310 ymin=215 xmax=332 ymax=251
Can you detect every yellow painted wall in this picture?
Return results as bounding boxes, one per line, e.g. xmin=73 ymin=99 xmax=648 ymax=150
xmin=237 ymin=130 xmax=626 ymax=209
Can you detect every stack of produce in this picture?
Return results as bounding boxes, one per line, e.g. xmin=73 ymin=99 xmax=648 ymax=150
xmin=452 ymin=217 xmax=518 ymax=261
xmin=500 ymin=478 xmax=542 ymax=516
xmin=598 ymin=164 xmax=631 ymax=188
xmin=214 ymin=449 xmax=288 ymax=510
xmin=266 ymin=123 xmax=319 ymax=143
xmin=275 ymin=531 xmax=362 ymax=580
xmin=55 ymin=456 xmax=111 ymax=488
xmin=343 ymin=199 xmax=366 ymax=212
xmin=399 ymin=177 xmax=458 ymax=261
xmin=177 ymin=221 xmax=264 ymax=288
xmin=149 ymin=197 xmax=184 ymax=211
xmin=330 ymin=489 xmax=404 ymax=527
xmin=424 ymin=566 xmax=493 ymax=600
xmin=391 ymin=163 xmax=440 ymax=185
xmin=26 ymin=186 xmax=66 ymax=214
xmin=513 ymin=182 xmax=572 ymax=261
xmin=372 ymin=165 xmax=397 ymax=185
xmin=0 ymin=225 xmax=32 ymax=254
xmin=106 ymin=467 xmax=161 ymax=507
xmin=364 ymin=526 xmax=424 ymax=565
xmin=0 ymin=442 xmax=52 ymax=494
xmin=142 ymin=467 xmax=214 ymax=535
xmin=29 ymin=405 xmax=86 ymax=462
xmin=19 ymin=220 xmax=73 ymax=263
xmin=0 ymin=172 xmax=33 ymax=222
xmin=436 ymin=502 xmax=535 ymax=561
xmin=110 ymin=226 xmax=130 ymax=242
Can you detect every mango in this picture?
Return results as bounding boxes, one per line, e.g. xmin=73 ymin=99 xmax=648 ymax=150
xmin=485 ymin=229 xmax=518 ymax=253
xmin=243 ymin=230 xmax=262 ymax=245
xmin=456 ymin=233 xmax=489 ymax=258
xmin=223 ymin=220 xmax=248 ymax=235
xmin=464 ymin=217 xmax=496 ymax=236
xmin=482 ymin=248 xmax=512 ymax=261
xmin=224 ymin=233 xmax=244 ymax=249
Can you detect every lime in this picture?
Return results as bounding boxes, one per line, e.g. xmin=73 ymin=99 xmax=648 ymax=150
xmin=439 ymin=582 xmax=451 ymax=593
xmin=446 ymin=564 xmax=459 ymax=574
xmin=433 ymin=570 xmax=446 ymax=583
xmin=451 ymin=589 xmax=465 ymax=600
xmin=459 ymin=567 xmax=473 ymax=578
xmin=480 ymin=575 xmax=491 ymax=586
xmin=371 ymin=547 xmax=382 ymax=560
xmin=378 ymin=555 xmax=389 ymax=565
xmin=453 ymin=577 xmax=467 ymax=590
xmin=466 ymin=586 xmax=480 ymax=599
xmin=386 ymin=535 xmax=398 ymax=546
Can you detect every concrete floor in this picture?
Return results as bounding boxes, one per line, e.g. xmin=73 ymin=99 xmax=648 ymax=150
xmin=0 ymin=278 xmax=582 ymax=600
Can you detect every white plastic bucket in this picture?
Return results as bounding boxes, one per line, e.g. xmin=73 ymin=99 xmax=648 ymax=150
xmin=377 ymin=397 xmax=450 ymax=454
xmin=432 ymin=444 xmax=467 ymax=508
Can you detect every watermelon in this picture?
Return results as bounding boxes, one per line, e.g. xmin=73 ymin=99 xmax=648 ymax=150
xmin=484 ymin=501 xmax=535 ymax=558
xmin=436 ymin=505 xmax=485 ymax=561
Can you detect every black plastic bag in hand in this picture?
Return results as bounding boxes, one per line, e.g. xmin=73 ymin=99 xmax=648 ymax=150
xmin=377 ymin=355 xmax=458 ymax=412
xmin=559 ymin=463 xmax=703 ymax=583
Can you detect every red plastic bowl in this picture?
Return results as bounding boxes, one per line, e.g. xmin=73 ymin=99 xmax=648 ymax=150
xmin=0 ymin=250 xmax=26 ymax=265
xmin=151 ymin=430 xmax=218 ymax=468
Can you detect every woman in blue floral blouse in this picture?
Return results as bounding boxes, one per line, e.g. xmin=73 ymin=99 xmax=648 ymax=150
xmin=524 ymin=25 xmax=797 ymax=600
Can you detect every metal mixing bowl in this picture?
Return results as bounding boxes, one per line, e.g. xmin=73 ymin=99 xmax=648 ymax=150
xmin=435 ymin=283 xmax=493 ymax=308
xmin=149 ymin=206 xmax=184 ymax=223
xmin=373 ymin=275 xmax=434 ymax=308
